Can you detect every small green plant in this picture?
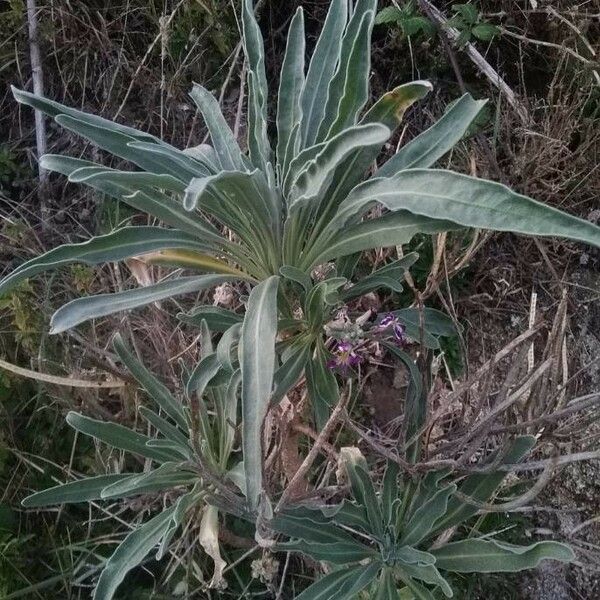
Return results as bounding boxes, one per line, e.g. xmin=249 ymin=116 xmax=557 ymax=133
xmin=375 ymin=2 xmax=436 ymax=39
xmin=271 ymin=443 xmax=573 ymax=599
xmin=448 ymin=3 xmax=500 ymax=46
xmin=21 ymin=331 xmax=245 ymax=598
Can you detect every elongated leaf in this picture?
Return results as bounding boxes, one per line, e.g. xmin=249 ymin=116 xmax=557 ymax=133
xmin=319 ymin=4 xmax=376 ymax=140
xmin=377 ymin=93 xmax=488 ymax=177
xmin=277 ymin=7 xmax=305 ymax=174
xmin=398 ymin=577 xmax=436 ymax=600
xmin=54 ymin=115 xmax=193 ymax=180
xmin=22 ymin=475 xmax=131 ymax=507
xmin=401 ymin=484 xmax=456 ymax=546
xmin=300 ymin=0 xmax=348 ymax=148
xmin=342 ymin=254 xmax=417 ymax=301
xmin=12 ymin=86 xmax=158 ymax=142
xmin=198 ymin=503 xmax=227 ymax=588
xmin=431 ymin=436 xmax=536 ymax=534
xmin=138 ymin=407 xmax=191 ymax=454
xmin=125 ymin=141 xmax=210 ymax=179
xmin=271 ymin=511 xmax=362 ymax=546
xmin=186 ymin=353 xmax=222 ymax=397
xmin=311 ymin=81 xmax=433 ymax=228
xmin=334 ymin=169 xmax=600 ymax=248
xmin=66 ymin=412 xmax=179 ymax=463
xmin=289 ymin=124 xmax=390 ymax=213
xmin=398 ymin=563 xmax=452 ymax=598
xmin=40 ymin=155 xmax=225 ymax=244
xmin=277 ymin=539 xmax=376 ymax=565
xmin=178 ymin=306 xmax=242 ymax=332
xmin=295 ymin=562 xmax=381 ymax=600
xmin=113 ymin=333 xmax=187 ymax=430
xmin=100 ymin=463 xmax=195 ymax=499
xmin=93 ymin=506 xmax=176 ymax=600
xmin=271 ymin=342 xmax=310 ymax=405
xmin=139 ymin=249 xmax=247 ymax=278
xmin=240 ymin=276 xmax=279 ymax=510
xmin=189 ymin=84 xmax=245 ymax=171
xmin=216 ymin=323 xmax=242 ymax=372
xmin=306 ymin=342 xmax=339 ymax=430
xmin=391 ymin=308 xmax=458 ymax=338
xmin=0 ymin=227 xmax=205 ymax=297
xmin=50 ymin=274 xmax=236 ymax=334
xmin=376 ymin=568 xmax=402 ymax=600
xmin=242 ymin=0 xmax=271 ymax=169
xmin=346 ymin=464 xmax=384 ymax=539
xmin=184 ymin=169 xmax=278 ymax=233
xmin=69 ymin=169 xmax=186 ymax=192
xmin=310 ymin=211 xmax=456 ymax=266
xmin=431 ymin=539 xmax=574 ymax=573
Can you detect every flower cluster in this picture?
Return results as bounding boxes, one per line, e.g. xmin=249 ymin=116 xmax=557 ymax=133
xmin=325 ymin=311 xmax=411 ymax=374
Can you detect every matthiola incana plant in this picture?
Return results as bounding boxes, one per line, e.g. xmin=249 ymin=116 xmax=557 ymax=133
xmin=6 ymin=0 xmax=599 ymax=597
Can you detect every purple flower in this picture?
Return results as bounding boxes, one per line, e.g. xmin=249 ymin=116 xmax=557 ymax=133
xmin=327 ymin=341 xmax=363 ymax=374
xmin=376 ymin=313 xmax=408 ymax=347
xmin=392 ymin=322 xmax=407 ymax=346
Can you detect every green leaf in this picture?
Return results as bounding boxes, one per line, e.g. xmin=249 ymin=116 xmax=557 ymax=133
xmin=178 ymin=306 xmax=242 ymax=332
xmin=240 ymin=276 xmax=279 ymax=510
xmin=454 ymin=3 xmax=478 ymax=25
xmin=299 ymin=0 xmax=348 ymax=148
xmin=139 ymin=407 xmax=191 ymax=455
xmin=382 ymin=461 xmax=400 ymax=527
xmin=184 ymin=169 xmax=278 ymax=237
xmin=93 ymin=506 xmax=176 ymax=600
xmin=216 ymin=323 xmax=242 ymax=372
xmin=376 ymin=568 xmax=402 ymax=600
xmin=431 ymin=539 xmax=574 ymax=573
xmin=277 ymin=539 xmax=376 ymax=565
xmin=12 ymin=86 xmax=157 ymax=142
xmin=271 ymin=512 xmax=359 ymax=545
xmin=306 ymin=341 xmax=339 ymax=430
xmin=271 ymin=342 xmax=310 ymax=405
xmin=472 ymin=23 xmax=500 ymax=41
xmin=242 ymin=0 xmax=272 ymax=169
xmin=113 ymin=333 xmax=188 ymax=430
xmin=277 ymin=7 xmax=305 ymax=175
xmin=343 ymin=254 xmax=417 ymax=301
xmin=401 ymin=484 xmax=457 ymax=546
xmin=346 ymin=465 xmax=384 ymax=539
xmin=65 ymin=412 xmax=180 ymax=463
xmin=398 ymin=563 xmax=453 ymax=598
xmin=0 ymin=227 xmax=205 ymax=298
xmin=279 ymin=265 xmax=313 ymax=294
xmin=334 ymin=169 xmax=600 ymax=248
xmin=431 ymin=436 xmax=536 ymax=534
xmin=397 ymin=576 xmax=436 ymax=600
xmin=53 ymin=115 xmax=192 ymax=180
xmin=289 ymin=124 xmax=390 ymax=214
xmin=318 ymin=2 xmax=376 ymax=140
xmin=380 ymin=307 xmax=458 ymax=350
xmin=295 ymin=562 xmax=381 ymax=600
xmin=40 ymin=155 xmax=226 ymax=244
xmin=375 ymin=7 xmax=402 ymax=26
xmin=377 ymin=94 xmax=488 ymax=176
xmin=310 ymin=211 xmax=456 ymax=266
xmin=69 ymin=168 xmax=186 ymax=192
xmin=21 ymin=474 xmax=132 ymax=507
xmin=50 ymin=274 xmax=236 ymax=334
xmin=186 ymin=353 xmax=222 ymax=397
xmin=100 ymin=463 xmax=195 ymax=499
xmin=189 ymin=84 xmax=245 ymax=171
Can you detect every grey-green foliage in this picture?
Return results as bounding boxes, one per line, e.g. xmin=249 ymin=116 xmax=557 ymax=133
xmin=270 ymin=442 xmax=574 ymax=599
xmin=22 ymin=331 xmax=246 ymax=600
xmin=5 ymin=2 xmax=598 ymax=592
